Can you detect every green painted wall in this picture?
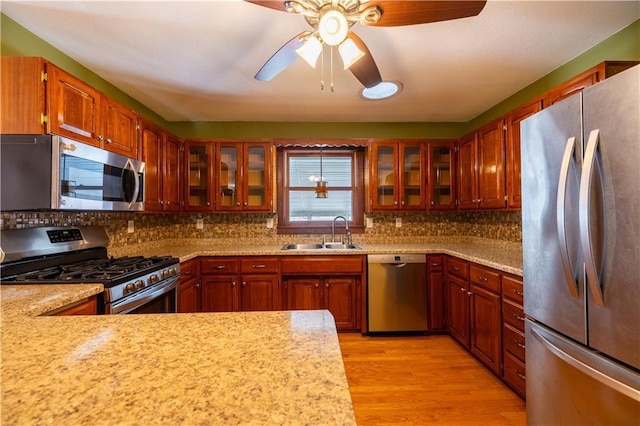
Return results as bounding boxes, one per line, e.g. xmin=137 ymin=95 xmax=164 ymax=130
xmin=2 ymin=13 xmax=639 ymax=139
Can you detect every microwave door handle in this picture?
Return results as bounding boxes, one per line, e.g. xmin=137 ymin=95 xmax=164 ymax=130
xmin=557 ymin=137 xmax=579 ymax=298
xmin=579 ymin=129 xmax=604 ymax=306
xmin=122 ymin=159 xmax=140 ymax=205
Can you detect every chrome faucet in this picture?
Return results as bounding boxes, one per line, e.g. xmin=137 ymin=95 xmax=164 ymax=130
xmin=331 ymin=215 xmax=350 ymax=244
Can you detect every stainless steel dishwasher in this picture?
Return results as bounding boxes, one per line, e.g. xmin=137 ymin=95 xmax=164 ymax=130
xmin=367 ymin=254 xmax=428 ymax=333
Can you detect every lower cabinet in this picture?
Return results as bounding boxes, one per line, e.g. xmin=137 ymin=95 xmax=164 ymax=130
xmin=48 ymin=296 xmax=98 ymax=316
xmin=281 ymin=255 xmax=364 ymax=331
xmin=501 ymin=274 xmax=526 ymax=398
xmin=446 ymin=274 xmax=470 ymax=347
xmin=178 ymin=258 xmax=201 ymax=313
xmin=284 ymin=276 xmax=359 ymax=330
xmin=426 ymin=255 xmax=446 ymax=331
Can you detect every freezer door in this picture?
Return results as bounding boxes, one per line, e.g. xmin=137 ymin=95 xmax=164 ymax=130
xmin=581 ymin=66 xmax=640 ymax=370
xmin=526 ymin=320 xmax=640 ymax=426
xmin=521 ymin=96 xmax=586 ymax=344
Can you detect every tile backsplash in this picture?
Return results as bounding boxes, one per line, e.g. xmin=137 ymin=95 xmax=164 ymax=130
xmin=1 ymin=210 xmax=522 ymax=249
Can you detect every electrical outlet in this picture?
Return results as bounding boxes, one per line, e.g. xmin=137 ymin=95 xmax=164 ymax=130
xmin=366 ymin=217 xmax=374 ymax=228
xmin=196 ymin=218 xmax=204 ymax=230
xmin=395 ymin=217 xmax=402 ymax=228
xmin=127 ymin=220 xmax=134 ymax=233
xmin=266 ymin=217 xmax=274 ymax=229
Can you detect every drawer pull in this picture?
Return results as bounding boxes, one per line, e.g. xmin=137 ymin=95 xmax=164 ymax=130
xmin=431 ymin=263 xmax=440 ymax=267
xmin=452 ymin=266 xmax=460 ymax=271
xmin=513 ymin=313 xmax=525 ymax=321
xmin=516 ymin=371 xmax=526 ymax=380
xmin=460 ymin=287 xmax=466 ymax=292
xmin=184 ymin=270 xmax=192 ymax=276
xmin=515 ymin=340 xmax=526 ymax=349
xmin=477 ymin=275 xmax=488 ymax=282
xmin=513 ymin=289 xmax=524 ymax=296
xmin=252 ymin=264 xmax=266 ymax=269
xmin=214 ymin=265 xmax=226 ymax=270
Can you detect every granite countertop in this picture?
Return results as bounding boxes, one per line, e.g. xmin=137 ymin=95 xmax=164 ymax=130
xmin=1 ymin=285 xmax=356 ymax=425
xmin=110 ymin=238 xmax=523 ymax=276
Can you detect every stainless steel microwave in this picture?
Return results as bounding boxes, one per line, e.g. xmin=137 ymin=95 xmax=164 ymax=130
xmin=0 ymin=134 xmax=144 ymax=211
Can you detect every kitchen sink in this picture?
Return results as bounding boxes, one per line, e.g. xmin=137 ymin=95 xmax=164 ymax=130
xmin=281 ymin=243 xmax=361 ymax=251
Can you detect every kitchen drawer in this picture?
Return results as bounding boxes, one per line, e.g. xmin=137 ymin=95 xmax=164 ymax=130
xmin=240 ymin=257 xmax=280 ymax=274
xmin=503 ymin=351 xmax=526 ymax=398
xmin=201 ymin=257 xmax=239 ymax=274
xmin=281 ymin=256 xmax=364 ymax=274
xmin=469 ymin=263 xmax=500 ymax=293
xmin=428 ymin=255 xmax=444 ymax=271
xmin=503 ymin=299 xmax=525 ymax=332
xmin=446 ymin=256 xmax=469 ymax=280
xmin=502 ymin=274 xmax=524 ymax=304
xmin=180 ymin=259 xmax=200 ymax=283
xmin=503 ymin=323 xmax=526 ymax=362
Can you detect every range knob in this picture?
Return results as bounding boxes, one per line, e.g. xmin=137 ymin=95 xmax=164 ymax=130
xmin=135 ymin=279 xmax=145 ymax=289
xmin=125 ymin=283 xmax=136 ymax=294
xmin=148 ymin=274 xmax=159 ymax=286
xmin=169 ymin=267 xmax=177 ymax=276
xmin=161 ymin=269 xmax=169 ymax=279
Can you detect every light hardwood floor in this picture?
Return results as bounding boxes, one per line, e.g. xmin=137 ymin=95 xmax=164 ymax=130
xmin=338 ymin=333 xmax=526 ymax=425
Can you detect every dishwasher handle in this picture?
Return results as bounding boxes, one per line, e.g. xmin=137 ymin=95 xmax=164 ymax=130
xmin=389 ymin=263 xmax=408 ymax=268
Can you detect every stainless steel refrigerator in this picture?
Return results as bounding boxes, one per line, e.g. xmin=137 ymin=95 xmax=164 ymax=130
xmin=521 ymin=65 xmax=640 ymax=425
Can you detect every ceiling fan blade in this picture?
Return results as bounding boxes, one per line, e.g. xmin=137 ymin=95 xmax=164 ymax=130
xmin=255 ymin=31 xmax=313 ymax=81
xmin=244 ymin=1 xmax=288 ymax=12
xmin=361 ymin=1 xmax=487 ymax=27
xmin=347 ymin=33 xmax=382 ymax=89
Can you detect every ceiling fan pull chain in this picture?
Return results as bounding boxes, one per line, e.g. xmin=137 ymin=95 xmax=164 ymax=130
xmin=330 ymin=45 xmax=335 ymax=92
xmin=320 ymin=43 xmax=325 ymax=90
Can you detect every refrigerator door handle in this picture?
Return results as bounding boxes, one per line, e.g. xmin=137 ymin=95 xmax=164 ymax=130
xmin=530 ymin=325 xmax=640 ymax=401
xmin=557 ymin=136 xmax=579 ymax=298
xmin=579 ymin=129 xmax=605 ymax=306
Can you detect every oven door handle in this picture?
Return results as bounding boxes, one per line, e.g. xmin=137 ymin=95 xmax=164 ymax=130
xmin=109 ymin=276 xmax=179 ymax=314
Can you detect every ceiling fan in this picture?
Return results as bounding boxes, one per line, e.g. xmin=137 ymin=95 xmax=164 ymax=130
xmin=246 ymin=0 xmax=487 ymax=89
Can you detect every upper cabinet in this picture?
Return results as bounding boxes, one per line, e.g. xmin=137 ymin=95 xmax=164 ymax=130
xmin=370 ymin=140 xmax=425 ymax=211
xmin=215 ymin=141 xmax=273 ymax=212
xmin=184 ymin=141 xmax=214 ymax=211
xmin=427 ymin=140 xmax=456 ymax=210
xmin=456 ymin=132 xmax=478 ymax=210
xmin=1 ymin=57 xmax=139 ymax=158
xmin=504 ymin=98 xmax=543 ymax=209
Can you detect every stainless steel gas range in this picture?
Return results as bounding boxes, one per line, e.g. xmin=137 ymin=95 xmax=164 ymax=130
xmin=0 ymin=226 xmax=180 ymax=314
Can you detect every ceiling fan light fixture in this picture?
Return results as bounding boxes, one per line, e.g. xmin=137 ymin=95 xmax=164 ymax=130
xmin=360 ymin=81 xmax=403 ymax=100
xmin=296 ymin=34 xmax=323 ymax=68
xmin=318 ymin=9 xmax=348 ymax=46
xmin=338 ymin=35 xmax=365 ymax=69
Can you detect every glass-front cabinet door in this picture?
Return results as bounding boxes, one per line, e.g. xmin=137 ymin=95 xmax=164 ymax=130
xmin=400 ymin=143 xmax=426 ymax=209
xmin=370 ymin=141 xmax=425 ymax=211
xmin=184 ymin=141 xmax=213 ymax=211
xmin=371 ymin=142 xmax=397 ymax=210
xmin=427 ymin=140 xmax=456 ymax=210
xmin=216 ymin=141 xmax=272 ymax=211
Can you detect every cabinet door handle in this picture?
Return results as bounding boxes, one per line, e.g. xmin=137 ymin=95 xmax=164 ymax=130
xmin=314 ymin=283 xmax=319 ymax=288
xmin=243 ymin=202 xmax=248 ymax=206
xmin=97 ymin=134 xmax=104 ymax=142
xmin=106 ymin=138 xmax=112 ymax=144
xmin=467 ymin=291 xmax=473 ymax=296
xmin=242 ymin=282 xmax=246 ymax=287
xmin=231 ymin=281 xmax=236 ymax=287
xmin=325 ymin=283 xmax=329 ymax=288
xmin=516 ymin=371 xmax=526 ymax=380
xmin=460 ymin=287 xmax=466 ymax=292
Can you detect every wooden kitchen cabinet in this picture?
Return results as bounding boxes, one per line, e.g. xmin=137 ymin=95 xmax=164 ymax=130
xmin=281 ymin=255 xmax=364 ymax=331
xmin=446 ymin=273 xmax=470 ymax=348
xmin=178 ymin=258 xmax=201 ymax=313
xmin=501 ymin=273 xmax=526 ymax=398
xmin=1 ymin=57 xmax=47 ymax=134
xmin=427 ymin=255 xmax=446 ymax=331
xmin=469 ymin=264 xmax=502 ymax=375
xmin=505 ymin=98 xmax=543 ymax=209
xmin=142 ymin=121 xmax=182 ymax=213
xmin=369 ymin=140 xmax=426 ymax=211
xmin=239 ymin=257 xmax=281 ymax=311
xmin=49 ymin=296 xmax=98 ymax=316
xmin=200 ymin=257 xmax=239 ymax=312
xmin=216 ymin=141 xmax=273 ymax=212
xmin=184 ymin=140 xmax=214 ymax=211
xmin=456 ymin=132 xmax=478 ymax=210
xmin=427 ymin=140 xmax=456 ymax=210
xmin=101 ymin=96 xmax=139 ymax=158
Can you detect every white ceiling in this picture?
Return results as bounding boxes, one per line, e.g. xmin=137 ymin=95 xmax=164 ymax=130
xmin=3 ymin=1 xmax=639 ymax=123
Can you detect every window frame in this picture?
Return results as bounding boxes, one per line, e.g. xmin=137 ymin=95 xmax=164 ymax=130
xmin=276 ymin=147 xmax=365 ymax=235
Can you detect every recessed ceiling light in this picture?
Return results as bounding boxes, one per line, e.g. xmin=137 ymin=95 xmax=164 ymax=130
xmin=360 ymin=81 xmax=403 ymax=100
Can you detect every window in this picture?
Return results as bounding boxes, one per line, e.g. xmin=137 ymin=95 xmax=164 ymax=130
xmin=277 ymin=147 xmax=365 ymax=234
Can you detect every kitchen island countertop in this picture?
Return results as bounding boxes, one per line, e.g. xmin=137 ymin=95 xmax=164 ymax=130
xmin=1 ymin=285 xmax=356 ymax=425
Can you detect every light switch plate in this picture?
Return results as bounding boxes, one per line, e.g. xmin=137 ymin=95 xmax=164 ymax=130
xmin=266 ymin=217 xmax=274 ymax=229
xmin=395 ymin=217 xmax=402 ymax=228
xmin=366 ymin=217 xmax=374 ymax=228
xmin=127 ymin=220 xmax=134 ymax=233
xmin=196 ymin=218 xmax=204 ymax=230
